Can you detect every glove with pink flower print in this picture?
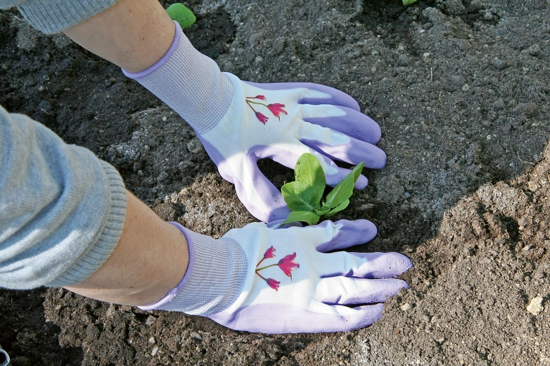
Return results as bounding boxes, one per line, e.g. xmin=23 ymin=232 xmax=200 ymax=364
xmin=123 ymin=22 xmax=386 ymax=223
xmin=139 ymin=220 xmax=412 ymax=334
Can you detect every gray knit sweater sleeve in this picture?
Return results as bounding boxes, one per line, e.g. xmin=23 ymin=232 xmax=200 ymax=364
xmin=0 ymin=106 xmax=127 ymax=289
xmin=0 ymin=0 xmax=120 ymax=34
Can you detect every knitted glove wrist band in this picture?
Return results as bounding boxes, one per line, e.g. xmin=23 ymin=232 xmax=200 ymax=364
xmin=139 ymin=222 xmax=247 ymax=316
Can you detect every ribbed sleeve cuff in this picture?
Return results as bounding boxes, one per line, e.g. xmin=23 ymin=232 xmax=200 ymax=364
xmin=46 ymin=161 xmax=127 ymax=287
xmin=17 ymin=0 xmax=119 ymax=34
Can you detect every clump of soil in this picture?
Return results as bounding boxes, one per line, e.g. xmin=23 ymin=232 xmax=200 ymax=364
xmin=1 ymin=0 xmax=549 ymax=365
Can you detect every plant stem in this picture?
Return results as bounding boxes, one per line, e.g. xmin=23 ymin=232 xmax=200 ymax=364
xmin=256 ymin=264 xmax=278 ymax=272
xmin=255 ymin=271 xmax=267 ymax=281
xmin=246 ymin=100 xmax=267 ymax=106
xmin=245 ymin=100 xmax=258 ymax=114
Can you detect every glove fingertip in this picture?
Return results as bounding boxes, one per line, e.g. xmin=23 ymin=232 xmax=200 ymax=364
xmin=347 ymin=304 xmax=385 ymax=330
xmin=315 ymin=219 xmax=377 ymax=252
xmin=387 ymin=253 xmax=414 ymax=276
xmin=354 ymin=174 xmax=368 ymax=189
xmin=340 ymin=219 xmax=378 ymax=241
xmin=363 ymin=220 xmax=378 ymax=242
xmin=354 ymin=252 xmax=413 ymax=278
xmin=368 ymin=149 xmax=387 ymax=169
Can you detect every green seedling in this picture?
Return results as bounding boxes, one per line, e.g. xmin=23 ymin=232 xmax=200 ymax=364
xmin=281 ymin=153 xmax=365 ymax=225
xmin=166 ymin=3 xmax=196 ymax=30
xmin=402 ymin=0 xmax=418 ymax=5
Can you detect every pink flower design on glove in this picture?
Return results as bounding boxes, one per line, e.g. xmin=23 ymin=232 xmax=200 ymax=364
xmin=255 ymin=272 xmax=281 ymax=291
xmin=266 ymin=278 xmax=281 ymax=291
xmin=255 ymin=247 xmax=299 ymax=290
xmin=278 ymin=253 xmax=300 ymax=279
xmin=246 ymin=96 xmax=287 ymax=124
xmin=267 ymin=103 xmax=288 ymax=120
xmin=256 ymin=246 xmax=276 ymax=267
xmin=264 ymin=246 xmax=276 ymax=258
xmin=255 ymin=112 xmax=269 ymax=124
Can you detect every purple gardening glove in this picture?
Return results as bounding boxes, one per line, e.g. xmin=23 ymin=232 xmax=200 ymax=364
xmin=141 ymin=220 xmax=412 ymax=334
xmin=198 ymin=74 xmax=386 ymax=223
xmin=124 ymin=22 xmax=386 ymax=223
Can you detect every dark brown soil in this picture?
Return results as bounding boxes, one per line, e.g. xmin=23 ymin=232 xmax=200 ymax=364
xmin=1 ymin=0 xmax=549 ymax=365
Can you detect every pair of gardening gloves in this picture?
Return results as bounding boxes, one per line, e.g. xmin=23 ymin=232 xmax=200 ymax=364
xmin=124 ymin=22 xmax=412 ymax=333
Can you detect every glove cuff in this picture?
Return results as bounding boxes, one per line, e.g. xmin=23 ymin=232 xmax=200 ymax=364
xmin=138 ymin=222 xmax=247 ymax=316
xmin=123 ymin=21 xmax=234 ymax=135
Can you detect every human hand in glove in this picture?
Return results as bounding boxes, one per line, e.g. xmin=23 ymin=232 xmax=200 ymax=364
xmin=199 ymin=74 xmax=386 ymax=223
xmin=140 ymin=220 xmax=412 ymax=334
xmin=125 ymin=22 xmax=386 ymax=223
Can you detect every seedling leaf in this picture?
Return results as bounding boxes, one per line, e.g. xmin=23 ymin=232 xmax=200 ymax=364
xmin=280 ymin=152 xmax=367 ymax=225
xmin=324 ymin=199 xmax=350 ymax=218
xmin=281 ymin=181 xmax=318 ymax=212
xmin=282 ymin=211 xmax=320 ymax=225
xmin=314 ymin=206 xmax=331 ymax=216
xmin=294 ymin=153 xmax=326 ymax=205
xmin=324 ymin=162 xmax=365 ymax=209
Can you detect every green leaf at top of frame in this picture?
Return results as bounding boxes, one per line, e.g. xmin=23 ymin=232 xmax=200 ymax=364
xmin=294 ymin=153 xmax=326 ymax=205
xmin=166 ymin=3 xmax=197 ymax=30
xmin=402 ymin=0 xmax=418 ymax=5
xmin=282 ymin=211 xmax=320 ymax=226
xmin=324 ymin=162 xmax=365 ymax=209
